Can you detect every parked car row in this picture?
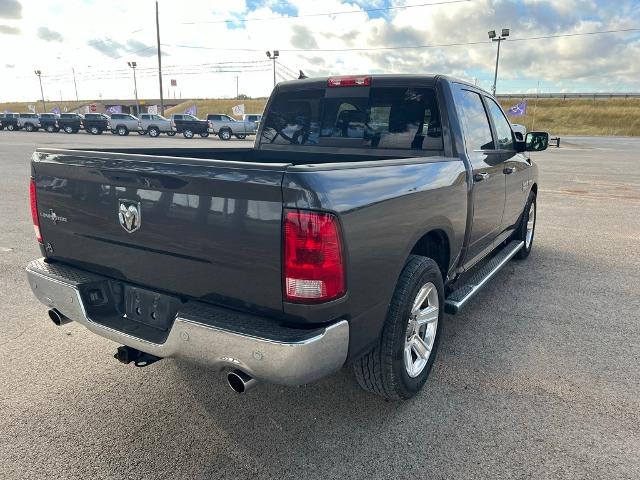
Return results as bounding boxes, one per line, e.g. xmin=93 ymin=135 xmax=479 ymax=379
xmin=0 ymin=111 xmax=263 ymax=140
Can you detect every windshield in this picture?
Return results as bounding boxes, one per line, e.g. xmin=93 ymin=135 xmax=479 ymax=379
xmin=260 ymin=86 xmax=443 ymax=151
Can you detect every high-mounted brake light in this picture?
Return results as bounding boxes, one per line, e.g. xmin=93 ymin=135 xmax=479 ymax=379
xmin=283 ymin=210 xmax=345 ymax=303
xmin=327 ymin=76 xmax=371 ymax=88
xmin=29 ymin=177 xmax=42 ymax=243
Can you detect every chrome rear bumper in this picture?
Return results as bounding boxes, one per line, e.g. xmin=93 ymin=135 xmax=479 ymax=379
xmin=26 ymin=259 xmax=349 ymax=386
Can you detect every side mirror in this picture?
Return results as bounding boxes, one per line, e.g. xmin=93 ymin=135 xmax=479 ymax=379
xmin=524 ymin=131 xmax=549 ymax=152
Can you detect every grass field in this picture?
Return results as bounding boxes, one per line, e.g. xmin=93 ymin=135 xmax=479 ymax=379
xmin=3 ymin=98 xmax=638 ymax=136
xmin=498 ymin=98 xmax=640 ymax=136
xmin=164 ymin=99 xmax=268 ymax=118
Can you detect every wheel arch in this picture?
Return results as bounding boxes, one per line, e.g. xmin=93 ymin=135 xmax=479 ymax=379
xmin=409 ymin=229 xmax=451 ymax=281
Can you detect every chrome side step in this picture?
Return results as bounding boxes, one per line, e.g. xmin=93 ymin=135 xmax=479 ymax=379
xmin=445 ymin=240 xmax=524 ymax=314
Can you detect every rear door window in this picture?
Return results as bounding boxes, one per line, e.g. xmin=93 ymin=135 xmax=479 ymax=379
xmin=260 ymin=86 xmax=443 ymax=151
xmin=453 ymin=89 xmax=494 ymax=152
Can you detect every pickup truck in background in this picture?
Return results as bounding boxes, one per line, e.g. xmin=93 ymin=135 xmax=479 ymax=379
xmin=207 ymin=113 xmax=257 ymax=140
xmin=0 ymin=113 xmax=19 ymax=131
xmin=38 ymin=113 xmax=60 ymax=133
xmin=18 ymin=113 xmax=41 ymax=131
xmin=57 ymin=113 xmax=83 ymax=134
xmin=26 ymin=74 xmax=548 ymax=400
xmin=107 ymin=113 xmax=142 ymax=136
xmin=170 ymin=114 xmax=209 ymax=139
xmin=139 ymin=114 xmax=175 ymax=137
xmin=83 ymin=113 xmax=110 ymax=135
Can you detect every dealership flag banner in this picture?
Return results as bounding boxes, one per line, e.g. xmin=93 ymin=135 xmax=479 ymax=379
xmin=28 ymin=104 xmax=36 ymax=113
xmin=232 ymin=104 xmax=245 ymax=116
xmin=507 ymin=101 xmax=527 ymax=116
xmin=51 ymin=107 xmax=60 ymax=115
xmin=185 ymin=104 xmax=197 ymax=116
xmin=147 ymin=105 xmax=158 ymax=115
xmin=106 ymin=105 xmax=122 ymax=114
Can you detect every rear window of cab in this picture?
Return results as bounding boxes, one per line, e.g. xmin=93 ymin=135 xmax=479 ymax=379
xmin=260 ymin=86 xmax=443 ymax=151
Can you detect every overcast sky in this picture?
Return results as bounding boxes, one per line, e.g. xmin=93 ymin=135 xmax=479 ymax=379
xmin=1 ymin=0 xmax=639 ymax=103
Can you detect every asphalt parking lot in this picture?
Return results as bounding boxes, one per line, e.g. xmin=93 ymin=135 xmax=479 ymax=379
xmin=1 ymin=131 xmax=638 ymax=479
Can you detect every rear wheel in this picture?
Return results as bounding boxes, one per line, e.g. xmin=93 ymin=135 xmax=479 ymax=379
xmin=138 ymin=130 xmax=146 ymax=135
xmin=148 ymin=127 xmax=160 ymax=138
xmin=514 ymin=191 xmax=536 ymax=260
xmin=25 ymin=124 xmax=35 ymax=132
xmin=183 ymin=129 xmax=194 ymax=139
xmin=89 ymin=126 xmax=100 ymax=135
xmin=46 ymin=125 xmax=56 ymax=133
xmin=354 ymin=255 xmax=444 ymax=400
xmin=117 ymin=126 xmax=128 ymax=136
xmin=167 ymin=131 xmax=176 ymax=137
xmin=64 ymin=125 xmax=74 ymax=134
xmin=7 ymin=124 xmax=15 ymax=131
xmin=199 ymin=131 xmax=209 ymax=138
xmin=219 ymin=128 xmax=232 ymax=141
xmin=235 ymin=134 xmax=247 ymax=140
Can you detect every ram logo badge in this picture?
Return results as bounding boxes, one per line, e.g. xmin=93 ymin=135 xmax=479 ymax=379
xmin=118 ymin=200 xmax=141 ymax=233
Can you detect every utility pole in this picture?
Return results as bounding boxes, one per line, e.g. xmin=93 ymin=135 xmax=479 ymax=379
xmin=127 ymin=61 xmax=140 ymax=115
xmin=265 ymin=50 xmax=279 ymax=87
xmin=34 ymin=70 xmax=46 ymax=112
xmin=488 ymin=28 xmax=509 ymax=96
xmin=156 ymin=0 xmax=165 ymax=116
xmin=72 ymin=67 xmax=79 ymax=102
xmin=235 ymin=76 xmax=239 ymax=99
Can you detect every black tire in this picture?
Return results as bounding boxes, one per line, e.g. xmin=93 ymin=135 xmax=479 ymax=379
xmin=64 ymin=126 xmax=74 ymax=134
xmin=138 ymin=130 xmax=146 ymax=135
xmin=218 ymin=128 xmax=232 ymax=141
xmin=183 ymin=129 xmax=194 ymax=139
xmin=235 ymin=134 xmax=247 ymax=140
xmin=46 ymin=125 xmax=55 ymax=133
xmin=514 ymin=191 xmax=536 ymax=260
xmin=354 ymin=255 xmax=444 ymax=400
xmin=7 ymin=124 xmax=15 ymax=131
xmin=117 ymin=126 xmax=128 ymax=136
xmin=148 ymin=127 xmax=160 ymax=138
xmin=167 ymin=131 xmax=176 ymax=137
xmin=25 ymin=124 xmax=35 ymax=132
xmin=89 ymin=126 xmax=100 ymax=135
xmin=199 ymin=131 xmax=209 ymax=138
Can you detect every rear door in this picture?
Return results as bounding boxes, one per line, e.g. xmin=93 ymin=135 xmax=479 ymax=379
xmin=34 ymin=151 xmax=288 ymax=314
xmin=452 ymin=86 xmax=506 ymax=262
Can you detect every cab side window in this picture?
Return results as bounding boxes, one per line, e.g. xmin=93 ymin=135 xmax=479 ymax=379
xmin=453 ymin=88 xmax=494 ymax=152
xmin=485 ymin=98 xmax=515 ymax=151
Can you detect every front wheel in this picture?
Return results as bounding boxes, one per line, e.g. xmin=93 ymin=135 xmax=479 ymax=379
xmin=7 ymin=124 xmax=15 ymax=131
xmin=514 ymin=190 xmax=536 ymax=260
xmin=46 ymin=125 xmax=56 ymax=133
xmin=89 ymin=126 xmax=100 ymax=135
xmin=25 ymin=124 xmax=34 ymax=132
xmin=64 ymin=126 xmax=74 ymax=134
xmin=199 ymin=131 xmax=209 ymax=138
xmin=235 ymin=134 xmax=247 ymax=140
xmin=218 ymin=129 xmax=232 ymax=141
xmin=117 ymin=126 xmax=128 ymax=136
xmin=167 ymin=131 xmax=176 ymax=137
xmin=354 ymin=255 xmax=444 ymax=400
xmin=148 ymin=127 xmax=160 ymax=138
xmin=138 ymin=130 xmax=146 ymax=135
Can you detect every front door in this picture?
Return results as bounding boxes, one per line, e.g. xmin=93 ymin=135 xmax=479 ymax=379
xmin=453 ymin=86 xmax=506 ymax=263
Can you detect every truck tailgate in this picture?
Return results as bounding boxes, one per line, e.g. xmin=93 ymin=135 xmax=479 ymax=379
xmin=32 ymin=149 xmax=288 ymax=314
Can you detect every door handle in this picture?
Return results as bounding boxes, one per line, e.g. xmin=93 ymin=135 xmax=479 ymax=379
xmin=503 ymin=166 xmax=516 ymax=174
xmin=474 ymin=172 xmax=490 ymax=182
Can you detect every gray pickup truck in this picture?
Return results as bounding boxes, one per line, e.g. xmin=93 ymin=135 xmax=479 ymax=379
xmin=206 ymin=114 xmax=257 ymax=140
xmin=26 ymin=74 xmax=548 ymax=400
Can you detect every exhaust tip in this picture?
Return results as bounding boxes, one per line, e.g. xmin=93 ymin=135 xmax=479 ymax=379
xmin=227 ymin=369 xmax=257 ymax=393
xmin=48 ymin=309 xmax=71 ymax=326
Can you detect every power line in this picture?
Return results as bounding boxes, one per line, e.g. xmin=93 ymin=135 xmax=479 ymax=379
xmin=160 ymin=27 xmax=640 ymax=54
xmin=178 ymin=0 xmax=472 ymax=25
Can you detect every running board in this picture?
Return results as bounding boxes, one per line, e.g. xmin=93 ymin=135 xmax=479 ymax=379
xmin=445 ymin=240 xmax=524 ymax=314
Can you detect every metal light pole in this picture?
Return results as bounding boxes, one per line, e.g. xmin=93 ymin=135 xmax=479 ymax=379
xmin=265 ymin=50 xmax=279 ymax=87
xmin=127 ymin=61 xmax=140 ymax=115
xmin=235 ymin=75 xmax=239 ymax=99
xmin=34 ymin=70 xmax=46 ymax=112
xmin=72 ymin=67 xmax=79 ymax=102
xmin=155 ymin=0 xmax=165 ymax=116
xmin=488 ymin=28 xmax=509 ymax=96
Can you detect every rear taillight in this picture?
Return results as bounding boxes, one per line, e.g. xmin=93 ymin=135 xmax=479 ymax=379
xmin=283 ymin=210 xmax=345 ymax=303
xmin=29 ymin=177 xmax=42 ymax=243
xmin=327 ymin=76 xmax=371 ymax=87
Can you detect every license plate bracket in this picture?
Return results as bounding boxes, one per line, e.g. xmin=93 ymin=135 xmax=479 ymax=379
xmin=123 ymin=285 xmax=180 ymax=332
